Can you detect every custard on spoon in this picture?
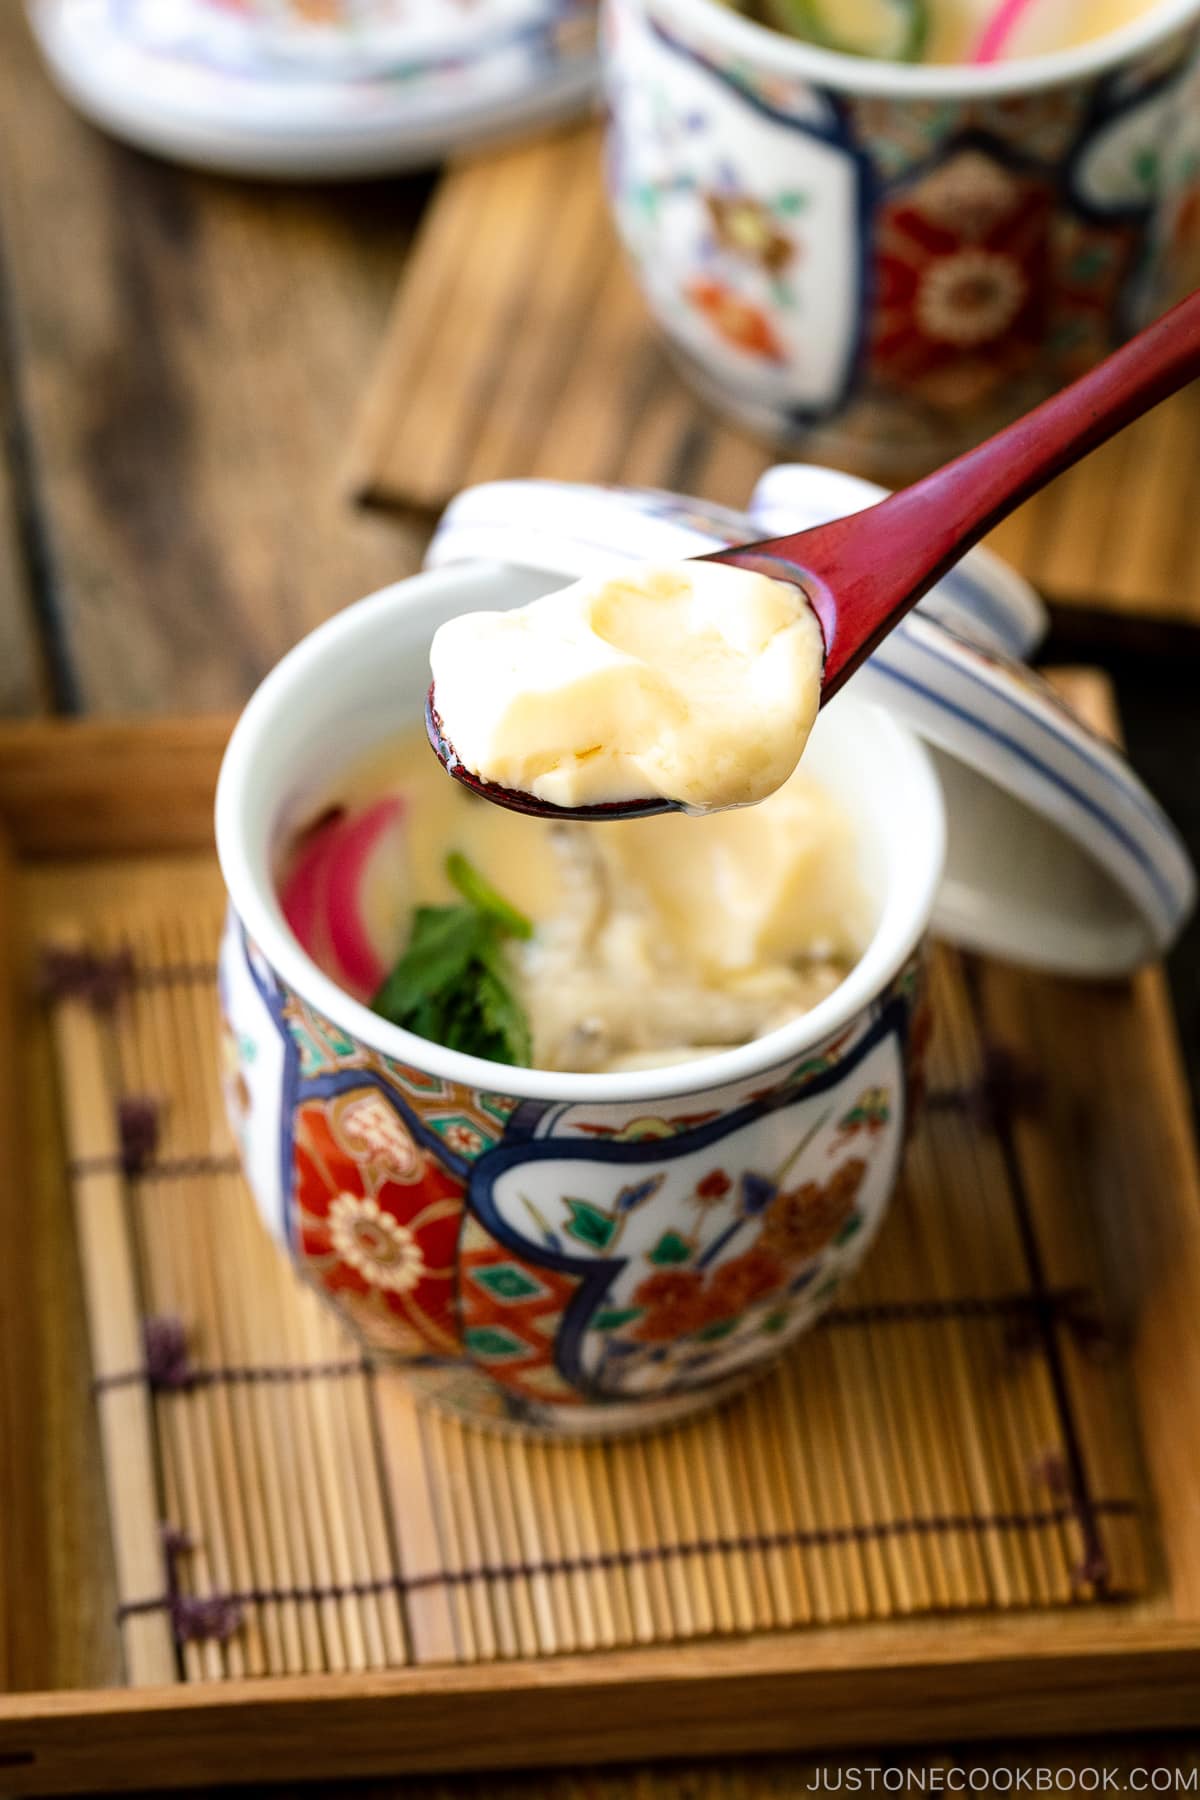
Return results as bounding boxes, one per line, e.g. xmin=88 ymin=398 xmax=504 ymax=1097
xmin=428 ymin=286 xmax=1200 ymax=824
xmin=428 ymin=560 xmax=824 ymax=819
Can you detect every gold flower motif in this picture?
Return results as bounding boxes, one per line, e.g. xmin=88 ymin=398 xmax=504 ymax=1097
xmin=916 ymin=249 xmax=1028 ymax=348
xmin=910 ymin=152 xmax=1021 ymax=238
xmin=706 ymin=194 xmax=794 ymax=274
xmin=328 ymin=1193 xmax=426 ymax=1293
xmin=333 ymin=1090 xmax=421 ymax=1181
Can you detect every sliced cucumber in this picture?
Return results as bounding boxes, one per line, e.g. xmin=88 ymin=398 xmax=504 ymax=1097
xmin=759 ymin=0 xmax=928 ymax=61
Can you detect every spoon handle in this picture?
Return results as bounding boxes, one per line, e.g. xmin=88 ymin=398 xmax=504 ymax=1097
xmin=753 ymin=284 xmax=1200 ymax=696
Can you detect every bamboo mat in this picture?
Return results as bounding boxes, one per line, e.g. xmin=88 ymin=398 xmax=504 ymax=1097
xmin=48 ymin=898 xmax=1150 ymax=1687
xmin=349 ymin=124 xmax=1200 ymax=627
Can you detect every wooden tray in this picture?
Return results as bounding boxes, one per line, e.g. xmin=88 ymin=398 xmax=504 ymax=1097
xmin=3 ymin=687 xmax=1200 ymax=1795
xmin=349 ymin=125 xmax=1200 ymax=630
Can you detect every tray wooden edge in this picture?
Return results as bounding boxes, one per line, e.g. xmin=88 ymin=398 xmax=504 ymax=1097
xmin=0 ymin=677 xmax=1124 ymax=855
xmin=0 ymin=717 xmax=234 ymax=856
xmin=2 ymin=705 xmax=1200 ymax=1792
xmin=3 ymin=1622 xmax=1200 ymax=1794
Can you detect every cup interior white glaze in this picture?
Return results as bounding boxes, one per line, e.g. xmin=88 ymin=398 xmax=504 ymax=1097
xmin=216 ymin=560 xmax=947 ymax=1104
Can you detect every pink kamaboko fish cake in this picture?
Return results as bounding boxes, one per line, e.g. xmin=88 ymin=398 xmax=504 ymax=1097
xmin=280 ymin=797 xmax=408 ymax=1003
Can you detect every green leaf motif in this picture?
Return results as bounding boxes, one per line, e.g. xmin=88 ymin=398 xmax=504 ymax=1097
xmin=464 ymin=1325 xmax=527 ymax=1360
xmin=593 ymin=1306 xmax=643 ymax=1331
xmin=564 ymin=1198 xmax=618 ymax=1251
xmin=634 ymin=182 xmax=660 ymax=221
xmin=648 ymin=1230 xmax=693 ymax=1267
xmin=472 ymin=1264 xmax=544 ymax=1303
xmin=291 ymin=1027 xmax=327 ymax=1077
xmin=1070 ymin=247 xmax=1111 ymax=283
xmin=835 ymin=1213 xmax=864 ymax=1246
xmin=788 ymin=1054 xmax=833 ymax=1086
xmin=775 ymin=191 xmax=809 ymax=215
xmin=1134 ymin=147 xmax=1160 ymax=187
xmin=697 ymin=1315 xmax=740 ymax=1341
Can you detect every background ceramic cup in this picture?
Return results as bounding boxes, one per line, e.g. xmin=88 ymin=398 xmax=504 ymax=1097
xmin=215 ymin=560 xmax=945 ymax=1438
xmin=603 ymin=0 xmax=1200 ymax=479
xmin=27 ymin=0 xmax=599 ymax=177
xmin=206 ymin=0 xmax=585 ymax=76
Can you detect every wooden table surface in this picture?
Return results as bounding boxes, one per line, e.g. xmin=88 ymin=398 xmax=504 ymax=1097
xmin=3 ymin=6 xmax=1200 ymax=1795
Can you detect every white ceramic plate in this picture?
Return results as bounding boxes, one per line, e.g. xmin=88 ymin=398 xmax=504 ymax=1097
xmin=28 ymin=0 xmax=598 ymax=178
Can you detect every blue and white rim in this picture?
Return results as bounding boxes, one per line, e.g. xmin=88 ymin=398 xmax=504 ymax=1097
xmin=748 ymin=464 xmax=1047 ymax=660
xmin=850 ymin=612 xmax=1195 ymax=960
xmin=427 ymin=468 xmax=1047 ymax=659
xmin=426 ymin=474 xmax=1193 ymax=966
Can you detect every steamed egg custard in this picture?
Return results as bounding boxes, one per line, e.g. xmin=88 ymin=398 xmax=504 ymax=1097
xmin=735 ymin=0 xmax=1159 ymax=62
xmin=278 ymin=726 xmax=868 ymax=1075
xmin=429 ymin=561 xmax=826 ymax=815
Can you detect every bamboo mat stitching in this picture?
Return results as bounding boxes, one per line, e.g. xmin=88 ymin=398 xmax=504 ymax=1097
xmin=53 ymin=919 xmax=1148 ymax=1680
xmin=962 ymin=964 xmax=1113 ymax=1598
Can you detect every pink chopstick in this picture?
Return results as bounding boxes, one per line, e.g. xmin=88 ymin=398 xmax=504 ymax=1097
xmin=972 ymin=0 xmax=1041 ymax=61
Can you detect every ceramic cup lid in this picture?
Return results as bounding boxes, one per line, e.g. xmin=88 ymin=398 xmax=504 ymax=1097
xmin=27 ymin=0 xmax=598 ymax=179
xmin=426 ymin=472 xmax=1194 ymax=977
xmin=428 ymin=465 xmax=1047 ymax=659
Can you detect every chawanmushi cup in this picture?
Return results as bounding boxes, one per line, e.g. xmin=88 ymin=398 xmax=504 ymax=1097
xmin=215 ymin=558 xmax=945 ymax=1437
xmin=603 ymin=0 xmax=1200 ymax=479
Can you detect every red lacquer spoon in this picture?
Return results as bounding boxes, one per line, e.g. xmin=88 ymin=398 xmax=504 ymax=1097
xmin=428 ymin=285 xmax=1200 ymax=822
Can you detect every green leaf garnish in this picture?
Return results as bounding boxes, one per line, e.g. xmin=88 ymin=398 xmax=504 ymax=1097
xmin=372 ymin=856 xmax=533 ymax=1067
xmin=446 ymin=850 xmax=533 ymax=939
xmin=759 ymin=0 xmax=927 ymax=61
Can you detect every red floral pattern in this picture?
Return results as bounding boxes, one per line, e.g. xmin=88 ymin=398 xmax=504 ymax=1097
xmin=633 ymin=1245 xmax=788 ymax=1341
xmin=686 ymin=278 xmax=785 ymax=362
xmin=706 ymin=1245 xmax=787 ymax=1315
xmin=230 ymin=910 xmax=920 ymax=1419
xmin=695 ymin=1169 xmax=732 ymax=1202
xmin=292 ymin=1089 xmax=465 ymax=1355
xmin=871 ymin=151 xmax=1054 ymax=412
xmin=869 ymin=147 xmax=1149 ymax=414
xmin=633 ymin=1268 xmax=709 ymax=1341
xmin=760 ymin=1160 xmax=865 ymax=1264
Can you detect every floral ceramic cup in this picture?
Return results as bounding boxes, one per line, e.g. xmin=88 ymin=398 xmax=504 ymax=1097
xmin=603 ymin=0 xmax=1200 ymax=478
xmin=215 ymin=560 xmax=945 ymax=1437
